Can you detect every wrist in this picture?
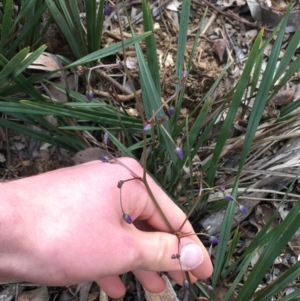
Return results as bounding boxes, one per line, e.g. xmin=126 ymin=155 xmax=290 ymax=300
xmin=0 ymin=182 xmax=31 ymax=280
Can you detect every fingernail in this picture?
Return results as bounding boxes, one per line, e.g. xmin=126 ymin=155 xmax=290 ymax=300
xmin=180 ymin=244 xmax=204 ymax=269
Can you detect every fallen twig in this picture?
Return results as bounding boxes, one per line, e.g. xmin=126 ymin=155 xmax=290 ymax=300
xmin=197 ymin=0 xmax=272 ymax=32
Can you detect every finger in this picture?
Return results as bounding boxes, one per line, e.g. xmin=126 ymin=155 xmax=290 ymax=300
xmin=129 ymin=228 xmax=206 ymax=273
xmin=132 ymin=270 xmax=166 ymax=293
xmin=115 ymin=158 xmax=197 ymax=235
xmin=167 ymin=270 xmax=197 ymax=286
xmin=96 ymin=276 xmax=125 ymax=298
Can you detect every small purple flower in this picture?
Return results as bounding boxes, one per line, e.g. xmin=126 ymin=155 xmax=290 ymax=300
xmin=168 ymin=107 xmax=175 ymax=116
xmin=144 ymin=123 xmax=152 ymax=131
xmin=225 ymin=194 xmax=234 ymax=201
xmin=175 ymin=147 xmax=183 ymax=160
xmin=183 ymin=279 xmax=189 ymax=290
xmin=219 ymin=185 xmax=225 ymax=192
xmin=182 ymin=70 xmax=188 ymax=77
xmin=103 ymin=132 xmax=109 ymax=145
xmin=210 ymin=236 xmax=219 ymax=244
xmin=104 ymin=5 xmax=114 ymax=16
xmin=86 ymin=89 xmax=94 ymax=101
xmin=123 ymin=214 xmax=133 ymax=224
xmin=239 ymin=205 xmax=247 ymax=215
xmin=99 ymin=156 xmax=109 ymax=162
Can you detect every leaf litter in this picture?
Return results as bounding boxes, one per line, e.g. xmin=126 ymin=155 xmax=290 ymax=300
xmin=2 ymin=1 xmax=300 ymax=301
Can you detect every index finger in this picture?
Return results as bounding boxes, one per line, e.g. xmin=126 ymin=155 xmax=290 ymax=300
xmin=115 ymin=158 xmax=201 ymax=243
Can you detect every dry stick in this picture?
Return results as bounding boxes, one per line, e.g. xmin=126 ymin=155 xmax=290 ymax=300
xmin=95 ymin=68 xmax=132 ymax=95
xmin=93 ymin=88 xmax=142 ymax=102
xmin=197 ymin=0 xmax=272 ymax=32
xmin=177 ymin=186 xmax=214 ymax=233
xmin=115 ymin=0 xmax=174 ymax=233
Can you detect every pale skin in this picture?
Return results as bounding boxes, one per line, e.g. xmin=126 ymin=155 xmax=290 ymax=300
xmin=0 ymin=157 xmax=213 ymax=298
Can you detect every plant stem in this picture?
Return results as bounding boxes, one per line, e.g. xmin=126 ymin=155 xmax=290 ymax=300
xmin=115 ymin=0 xmax=175 ymax=234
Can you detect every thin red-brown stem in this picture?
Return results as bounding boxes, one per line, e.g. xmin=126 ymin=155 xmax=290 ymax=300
xmin=118 ymin=177 xmax=143 ymax=214
xmin=114 ymin=0 xmax=175 ymax=234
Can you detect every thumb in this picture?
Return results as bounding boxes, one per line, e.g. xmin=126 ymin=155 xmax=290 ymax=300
xmin=133 ymin=230 xmax=204 ymax=272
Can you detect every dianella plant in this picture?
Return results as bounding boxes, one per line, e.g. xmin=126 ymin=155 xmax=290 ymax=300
xmin=1 ymin=0 xmax=300 ymax=300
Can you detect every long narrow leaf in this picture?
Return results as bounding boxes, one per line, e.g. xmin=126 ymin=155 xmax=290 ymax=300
xmin=234 ymin=5 xmax=291 ymax=185
xmin=0 ymin=48 xmax=29 ymax=85
xmin=0 ymin=118 xmax=83 ymax=151
xmin=141 ymin=0 xmax=161 ymax=96
xmin=0 ymin=0 xmax=13 ymax=52
xmin=67 ymin=32 xmax=152 ymax=68
xmin=235 ymin=198 xmax=300 ymax=300
xmin=252 ymin=260 xmax=300 ymax=301
xmin=211 ymin=29 xmax=264 ymax=288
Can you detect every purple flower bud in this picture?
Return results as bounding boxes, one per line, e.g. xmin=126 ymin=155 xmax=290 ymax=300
xmin=86 ymin=89 xmax=94 ymax=101
xmin=99 ymin=156 xmax=109 ymax=162
xmin=144 ymin=123 xmax=152 ymax=131
xmin=175 ymin=147 xmax=183 ymax=160
xmin=219 ymin=185 xmax=225 ymax=192
xmin=117 ymin=181 xmax=123 ymax=189
xmin=183 ymin=279 xmax=189 ymax=290
xmin=225 ymin=194 xmax=234 ymax=201
xmin=103 ymin=132 xmax=109 ymax=144
xmin=210 ymin=236 xmax=219 ymax=244
xmin=168 ymin=107 xmax=175 ymax=116
xmin=239 ymin=205 xmax=247 ymax=215
xmin=104 ymin=5 xmax=114 ymax=16
xmin=123 ymin=214 xmax=133 ymax=224
xmin=182 ymin=70 xmax=188 ymax=77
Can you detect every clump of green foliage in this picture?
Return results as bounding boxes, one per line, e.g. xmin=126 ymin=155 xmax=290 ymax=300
xmin=1 ymin=1 xmax=300 ymax=300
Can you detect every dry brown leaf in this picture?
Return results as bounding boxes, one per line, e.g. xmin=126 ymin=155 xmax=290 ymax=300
xmin=212 ymin=39 xmax=228 ymax=63
xmin=0 ymin=284 xmax=24 ymax=301
xmin=99 ymin=289 xmax=108 ymax=301
xmin=18 ymin=287 xmax=48 ymax=301
xmin=47 ymin=73 xmax=77 ymax=102
xmin=0 ymin=153 xmax=6 ymax=162
xmin=76 ymin=282 xmax=92 ymax=301
xmin=217 ymin=0 xmax=246 ymax=7
xmin=261 ymin=4 xmax=300 ymax=32
xmin=72 ymin=147 xmax=108 ymax=165
xmin=26 ymin=52 xmax=61 ymax=72
xmin=270 ymin=85 xmax=295 ymax=106
xmin=144 ymin=275 xmax=179 ymax=301
xmin=213 ymin=283 xmax=236 ymax=301
xmin=166 ymin=0 xmax=181 ymax=11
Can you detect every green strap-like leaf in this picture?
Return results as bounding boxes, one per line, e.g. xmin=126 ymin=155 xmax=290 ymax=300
xmin=0 ymin=0 xmax=13 ymax=52
xmin=67 ymin=32 xmax=153 ymax=68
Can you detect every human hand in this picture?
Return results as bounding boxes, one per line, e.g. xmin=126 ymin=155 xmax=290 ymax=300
xmin=2 ymin=158 xmax=213 ymax=298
